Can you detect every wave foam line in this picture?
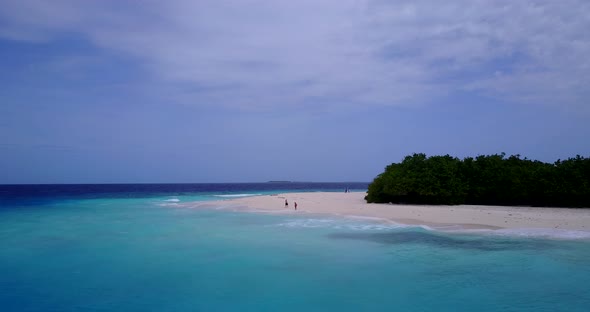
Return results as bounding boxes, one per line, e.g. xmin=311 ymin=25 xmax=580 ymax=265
xmin=274 ymin=216 xmax=590 ymax=240
xmin=461 ymin=227 xmax=590 ymax=240
xmin=213 ymin=194 xmax=263 ymax=198
xmin=273 ymin=218 xmax=412 ymax=231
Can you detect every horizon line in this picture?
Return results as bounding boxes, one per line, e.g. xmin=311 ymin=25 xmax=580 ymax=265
xmin=0 ymin=181 xmax=371 ymax=186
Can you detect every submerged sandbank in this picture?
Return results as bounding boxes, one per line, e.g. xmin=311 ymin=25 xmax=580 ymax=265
xmin=211 ymin=192 xmax=590 ymax=237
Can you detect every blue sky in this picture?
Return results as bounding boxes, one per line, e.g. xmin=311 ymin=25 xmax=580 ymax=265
xmin=1 ymin=0 xmax=590 ymax=183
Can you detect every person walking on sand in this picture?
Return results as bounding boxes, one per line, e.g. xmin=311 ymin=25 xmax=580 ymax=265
xmin=285 ymin=199 xmax=288 ymax=208
xmin=294 ymin=202 xmax=298 ymax=211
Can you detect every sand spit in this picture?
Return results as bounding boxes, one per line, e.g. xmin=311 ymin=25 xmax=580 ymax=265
xmin=214 ymin=192 xmax=590 ymax=233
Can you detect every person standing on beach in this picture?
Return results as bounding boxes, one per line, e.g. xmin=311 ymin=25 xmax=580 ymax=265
xmin=294 ymin=202 xmax=297 ymax=211
xmin=285 ymin=199 xmax=288 ymax=208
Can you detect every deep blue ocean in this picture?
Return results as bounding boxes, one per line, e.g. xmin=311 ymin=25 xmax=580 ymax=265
xmin=1 ymin=183 xmax=590 ymax=311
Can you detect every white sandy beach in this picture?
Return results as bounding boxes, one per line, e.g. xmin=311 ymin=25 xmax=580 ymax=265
xmin=217 ymin=192 xmax=590 ymax=232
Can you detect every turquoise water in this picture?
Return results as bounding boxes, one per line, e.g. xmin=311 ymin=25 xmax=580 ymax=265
xmin=1 ymin=196 xmax=590 ymax=311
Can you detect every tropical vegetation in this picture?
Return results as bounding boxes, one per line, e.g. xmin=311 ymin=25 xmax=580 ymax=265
xmin=365 ymin=153 xmax=590 ymax=207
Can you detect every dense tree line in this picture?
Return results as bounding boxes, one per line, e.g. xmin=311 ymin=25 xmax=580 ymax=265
xmin=365 ymin=153 xmax=590 ymax=208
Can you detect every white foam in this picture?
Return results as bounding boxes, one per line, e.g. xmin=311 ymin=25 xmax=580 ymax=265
xmin=274 ymin=216 xmax=590 ymax=240
xmin=214 ymin=194 xmax=262 ymax=198
xmin=163 ymin=198 xmax=180 ymax=202
xmin=273 ymin=218 xmax=410 ymax=231
xmin=157 ymin=203 xmax=179 ymax=207
xmin=462 ymin=227 xmax=590 ymax=240
xmin=338 ymin=214 xmax=590 ymax=240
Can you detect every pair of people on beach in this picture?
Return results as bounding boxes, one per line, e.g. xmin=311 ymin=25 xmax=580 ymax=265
xmin=285 ymin=199 xmax=297 ymax=210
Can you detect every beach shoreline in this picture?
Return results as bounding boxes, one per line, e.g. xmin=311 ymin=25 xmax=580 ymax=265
xmin=207 ymin=191 xmax=590 ymax=236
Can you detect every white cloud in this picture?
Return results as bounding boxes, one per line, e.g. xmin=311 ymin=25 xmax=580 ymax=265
xmin=1 ymin=0 xmax=589 ymax=110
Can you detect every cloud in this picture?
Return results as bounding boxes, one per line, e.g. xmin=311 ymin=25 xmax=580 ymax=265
xmin=1 ymin=0 xmax=589 ymax=110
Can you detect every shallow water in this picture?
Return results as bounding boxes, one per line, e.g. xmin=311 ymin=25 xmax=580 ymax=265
xmin=1 ymin=185 xmax=590 ymax=311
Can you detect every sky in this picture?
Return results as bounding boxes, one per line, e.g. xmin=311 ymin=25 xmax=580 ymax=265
xmin=1 ymin=0 xmax=590 ymax=184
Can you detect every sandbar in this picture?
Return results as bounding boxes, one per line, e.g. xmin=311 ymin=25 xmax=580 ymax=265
xmin=215 ymin=192 xmax=590 ymax=232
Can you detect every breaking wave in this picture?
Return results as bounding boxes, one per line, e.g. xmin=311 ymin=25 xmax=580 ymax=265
xmin=460 ymin=227 xmax=590 ymax=240
xmin=213 ymin=194 xmax=262 ymax=198
xmin=273 ymin=218 xmax=416 ymax=231
xmin=273 ymin=217 xmax=590 ymax=240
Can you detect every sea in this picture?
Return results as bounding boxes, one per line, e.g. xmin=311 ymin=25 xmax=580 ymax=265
xmin=1 ymin=183 xmax=589 ymax=312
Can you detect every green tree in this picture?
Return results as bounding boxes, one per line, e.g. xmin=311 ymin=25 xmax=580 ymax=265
xmin=366 ymin=153 xmax=590 ymax=207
